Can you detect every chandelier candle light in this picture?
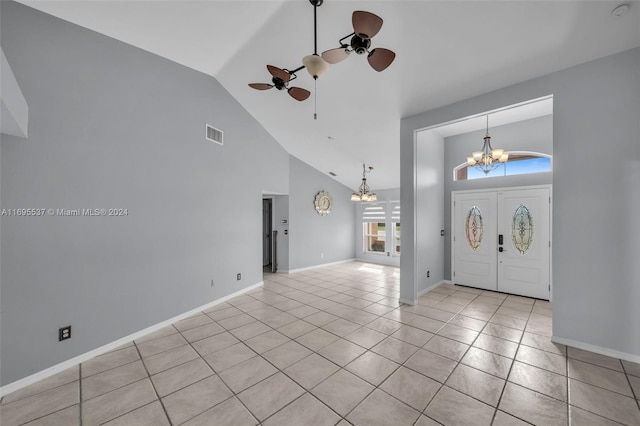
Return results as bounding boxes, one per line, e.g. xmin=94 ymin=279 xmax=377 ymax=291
xmin=351 ymin=164 xmax=377 ymax=202
xmin=467 ymin=115 xmax=509 ymax=175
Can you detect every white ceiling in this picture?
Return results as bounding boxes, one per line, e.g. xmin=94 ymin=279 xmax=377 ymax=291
xmin=19 ymin=1 xmax=640 ymax=190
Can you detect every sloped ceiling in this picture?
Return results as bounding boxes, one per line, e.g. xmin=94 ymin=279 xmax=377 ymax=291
xmin=18 ymin=1 xmax=640 ymax=189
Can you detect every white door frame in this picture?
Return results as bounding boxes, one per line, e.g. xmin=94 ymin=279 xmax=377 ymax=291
xmin=451 ymin=184 xmax=553 ymax=301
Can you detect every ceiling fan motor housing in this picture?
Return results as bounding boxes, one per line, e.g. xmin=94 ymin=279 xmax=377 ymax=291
xmin=351 ymin=35 xmax=371 ymax=55
xmin=272 ymin=77 xmax=287 ymax=90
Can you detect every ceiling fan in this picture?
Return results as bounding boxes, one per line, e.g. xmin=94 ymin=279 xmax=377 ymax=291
xmin=248 ymin=65 xmax=311 ymax=101
xmin=322 ymin=11 xmax=396 ymax=72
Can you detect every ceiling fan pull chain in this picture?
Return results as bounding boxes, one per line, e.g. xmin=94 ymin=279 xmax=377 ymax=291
xmin=314 ymin=79 xmax=317 ymax=120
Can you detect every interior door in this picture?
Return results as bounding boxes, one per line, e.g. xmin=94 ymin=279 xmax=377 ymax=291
xmin=497 ymin=188 xmax=550 ymax=299
xmin=453 ymin=191 xmax=498 ymax=291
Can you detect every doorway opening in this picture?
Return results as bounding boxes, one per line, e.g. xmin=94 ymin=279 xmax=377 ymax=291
xmin=262 ymin=198 xmax=273 ymax=273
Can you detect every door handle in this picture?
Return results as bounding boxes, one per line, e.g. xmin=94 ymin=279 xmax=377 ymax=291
xmin=499 ymin=247 xmax=504 ymax=252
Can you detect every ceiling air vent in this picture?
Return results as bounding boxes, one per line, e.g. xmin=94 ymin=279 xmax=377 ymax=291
xmin=206 ymin=124 xmax=223 ymax=146
xmin=329 ymin=172 xmax=337 ymax=176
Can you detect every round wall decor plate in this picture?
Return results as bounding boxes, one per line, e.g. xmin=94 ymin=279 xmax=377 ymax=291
xmin=314 ymin=191 xmax=333 ymax=216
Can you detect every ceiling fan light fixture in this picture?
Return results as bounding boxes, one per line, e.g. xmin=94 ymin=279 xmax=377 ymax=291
xmin=302 ymin=53 xmax=330 ymax=79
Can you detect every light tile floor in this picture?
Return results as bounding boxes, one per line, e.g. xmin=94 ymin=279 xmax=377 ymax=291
xmin=2 ymin=262 xmax=640 ymax=425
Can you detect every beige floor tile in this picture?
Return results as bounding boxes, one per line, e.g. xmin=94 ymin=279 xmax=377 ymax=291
xmin=285 ymin=354 xmax=340 ymax=390
xmin=568 ymin=347 xmax=624 ymax=372
xmin=473 ymin=334 xmax=518 ymax=358
xmin=191 ymin=331 xmax=239 ymax=357
xmin=496 ymin=306 xmax=530 ymax=320
xmin=448 ymin=314 xmax=487 ymax=332
xmin=365 ymin=317 xmax=404 ymax=335
xmin=277 ymin=319 xmax=317 ymax=338
xmin=260 ymin=312 xmax=298 ymax=329
xmin=405 ymin=349 xmax=457 ymax=383
xmin=508 ymin=361 xmax=567 ymax=401
xmin=295 ymin=328 xmax=340 ymax=351
xmin=629 ymin=375 xmax=640 ymax=399
xmin=136 ymin=333 xmax=187 ymax=358
xmin=219 ymin=356 xmax=278 ymax=393
xmin=481 ymin=323 xmax=523 ymax=343
xmin=317 ymin=338 xmax=367 ymax=367
xmin=243 ymin=329 xmax=289 ymax=353
xmin=341 ymin=309 xmax=379 ymax=325
xmin=142 ymin=344 xmax=199 ymax=375
xmin=311 ymin=369 xmax=374 ymax=416
xmin=371 ymin=337 xmax=419 ymax=364
xmin=82 ymin=379 xmax=156 ymax=426
xmin=81 ymin=347 xmax=139 ymax=378
xmin=229 ymin=321 xmax=272 ymax=341
xmin=22 ymin=404 xmax=80 ymax=426
xmin=237 ymin=372 xmax=305 ymax=421
xmin=181 ymin=396 xmax=257 ymax=426
xmin=203 ymin=342 xmax=256 ymax=373
xmin=321 ymin=318 xmax=361 ymax=337
xmin=445 ymin=364 xmax=505 ymax=407
xmin=262 ymin=340 xmax=313 ymax=369
xmin=346 ymin=351 xmax=400 ymax=386
xmin=151 ymin=358 xmax=213 ymax=397
xmin=133 ymin=326 xmax=178 ymax=345
xmin=425 ymin=386 xmax=495 ymax=426
xmin=437 ymin=324 xmax=479 ymax=345
xmin=305 ymin=311 xmax=340 ymax=327
xmin=287 ymin=305 xmax=320 ymax=318
xmin=391 ymin=325 xmax=434 ymax=347
xmin=216 ymin=313 xmax=255 ymax=330
xmin=520 ymin=332 xmax=566 ymax=355
xmin=380 ymin=366 xmax=441 ymax=411
xmin=524 ymin=319 xmax=552 ymax=337
xmin=162 ymin=375 xmax=233 ymax=425
xmin=347 ymin=389 xmax=420 ymax=426
xmin=490 ymin=313 xmax=527 ymax=330
xmin=459 ymin=307 xmax=494 ymax=322
xmin=417 ymin=306 xmax=457 ymax=322
xmin=461 ymin=347 xmax=512 ymax=379
xmin=2 ymin=366 xmax=79 ymax=404
xmin=384 ymin=309 xmax=419 ymax=325
xmin=568 ymin=405 xmax=623 ymax=426
xmin=344 ymin=327 xmax=388 ymax=349
xmin=492 ymin=410 xmax=530 ymax=426
xmin=623 ymin=360 xmax=640 ymax=377
xmin=569 ymin=378 xmax=640 ymax=424
xmin=180 ymin=322 xmax=225 ymax=342
xmin=102 ymin=401 xmax=169 ymax=426
xmin=499 ymin=383 xmax=567 ymax=426
xmin=515 ymin=345 xmax=566 ymax=375
xmin=408 ymin=315 xmax=447 ymax=333
xmin=82 ymin=360 xmax=148 ymax=400
xmin=206 ymin=306 xmax=243 ymax=321
xmin=414 ymin=415 xmax=441 ymax=426
xmin=1 ymin=381 xmax=78 ymax=425
xmin=568 ymin=358 xmax=633 ymax=396
xmin=263 ymin=393 xmax=340 ymax=426
xmin=174 ymin=314 xmax=214 ymax=331
xmin=423 ymin=335 xmax=470 ymax=361
xmin=362 ymin=302 xmax=396 ymax=316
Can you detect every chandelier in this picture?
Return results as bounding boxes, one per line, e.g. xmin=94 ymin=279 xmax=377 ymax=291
xmin=466 ymin=115 xmax=509 ymax=174
xmin=351 ymin=164 xmax=377 ymax=202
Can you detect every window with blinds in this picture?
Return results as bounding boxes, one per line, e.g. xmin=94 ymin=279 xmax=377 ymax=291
xmin=390 ymin=202 xmax=400 ymax=256
xmin=363 ymin=204 xmax=386 ymax=254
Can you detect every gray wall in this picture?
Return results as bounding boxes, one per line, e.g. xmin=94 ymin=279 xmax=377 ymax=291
xmin=288 ymin=156 xmax=356 ymax=271
xmin=0 ymin=2 xmax=294 ymax=385
xmin=443 ymin=115 xmax=553 ymax=280
xmin=401 ymin=48 xmax=640 ymax=357
xmin=355 ymin=188 xmax=401 ymax=267
xmin=416 ymin=131 xmax=445 ymax=295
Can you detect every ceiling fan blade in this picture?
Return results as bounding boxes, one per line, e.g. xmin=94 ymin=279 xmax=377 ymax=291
xmin=367 ymin=48 xmax=396 ymax=72
xmin=266 ymin=65 xmax=290 ymax=82
xmin=248 ymin=83 xmax=274 ymax=90
xmin=322 ymin=47 xmax=350 ymax=64
xmin=352 ymin=11 xmax=383 ymax=39
xmin=288 ymin=87 xmax=311 ymax=102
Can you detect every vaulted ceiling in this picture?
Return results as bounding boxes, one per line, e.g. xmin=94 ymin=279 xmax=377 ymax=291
xmin=18 ymin=1 xmax=640 ymax=189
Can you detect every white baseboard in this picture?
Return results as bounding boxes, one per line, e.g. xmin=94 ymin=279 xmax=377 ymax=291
xmin=551 ymin=336 xmax=640 ymax=365
xmin=0 ymin=281 xmax=263 ymax=398
xmin=282 ymin=258 xmax=356 ymax=274
xmin=400 ymin=280 xmax=447 ymax=306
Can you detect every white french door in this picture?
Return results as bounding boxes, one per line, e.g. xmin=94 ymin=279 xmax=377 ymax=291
xmin=452 ymin=186 xmax=551 ymax=300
